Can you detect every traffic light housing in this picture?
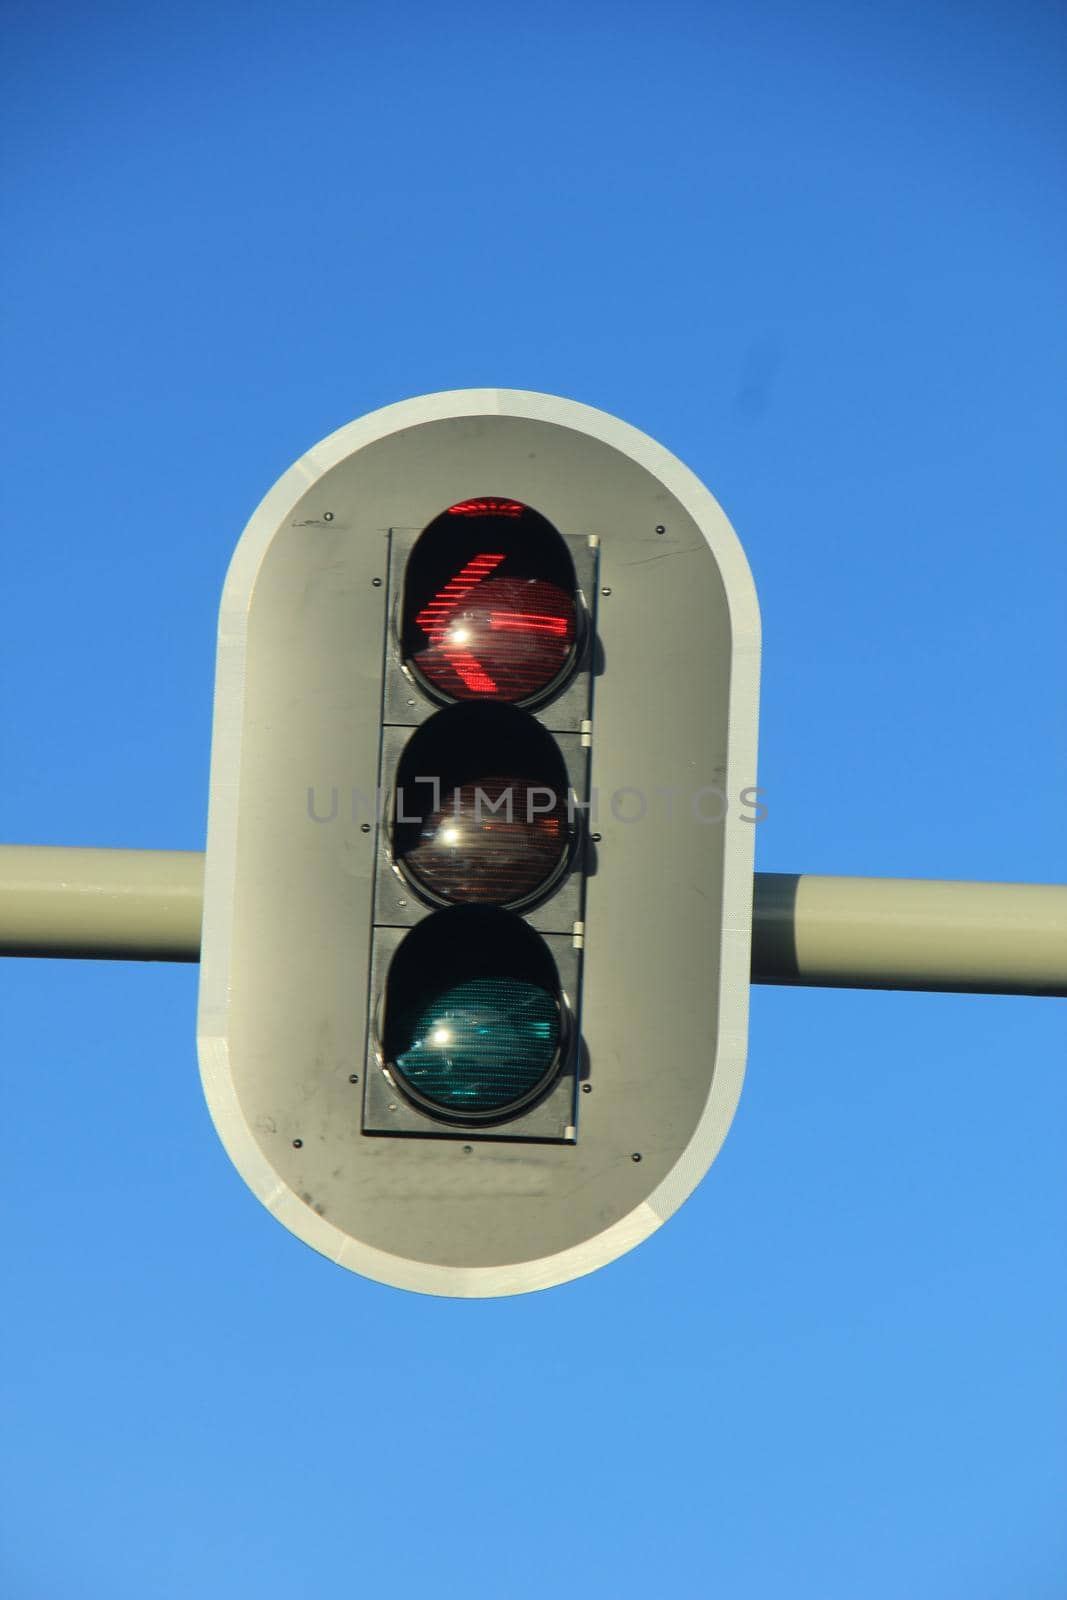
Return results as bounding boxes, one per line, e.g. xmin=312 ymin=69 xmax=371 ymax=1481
xmin=364 ymin=492 xmax=596 ymax=1143
xmin=198 ymin=390 xmax=760 ymax=1296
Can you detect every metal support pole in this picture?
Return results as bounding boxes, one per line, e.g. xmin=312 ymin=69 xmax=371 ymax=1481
xmin=0 ymin=847 xmax=1065 ymax=995
xmin=751 ymin=872 xmax=1067 ymax=997
xmin=0 ymin=846 xmax=203 ymax=963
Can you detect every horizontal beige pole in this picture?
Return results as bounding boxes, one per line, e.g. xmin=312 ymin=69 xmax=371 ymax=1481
xmin=0 ymin=845 xmax=204 ymax=962
xmin=752 ymin=872 xmax=1067 ymax=996
xmin=0 ymin=848 xmax=1064 ymax=995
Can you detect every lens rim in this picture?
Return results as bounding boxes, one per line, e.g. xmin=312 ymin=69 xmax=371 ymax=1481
xmin=375 ymin=908 xmax=573 ymax=1126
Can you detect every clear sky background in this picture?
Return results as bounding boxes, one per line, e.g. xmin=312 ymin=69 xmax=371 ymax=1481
xmin=2 ymin=2 xmax=1065 ymax=1596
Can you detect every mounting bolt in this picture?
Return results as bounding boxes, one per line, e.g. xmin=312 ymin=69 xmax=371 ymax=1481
xmin=323 ymin=511 xmax=334 ymax=522
xmin=348 ymin=1074 xmax=359 ymax=1084
xmin=372 ymin=577 xmax=383 ymax=587
xmin=292 ymin=1138 xmax=303 ymax=1149
xmin=601 ymin=586 xmax=612 ymax=596
xmin=581 ymin=1083 xmax=592 ymax=1094
xmin=360 ymin=822 xmax=371 ymax=834
xmin=655 ymin=524 xmax=665 ymax=534
xmin=631 ymin=1152 xmax=642 ymax=1162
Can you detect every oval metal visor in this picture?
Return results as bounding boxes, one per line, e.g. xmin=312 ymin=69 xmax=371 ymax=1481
xmin=392 ymin=703 xmax=572 ymax=909
xmin=401 ymin=499 xmax=578 ymax=706
xmin=382 ymin=909 xmax=564 ymax=1122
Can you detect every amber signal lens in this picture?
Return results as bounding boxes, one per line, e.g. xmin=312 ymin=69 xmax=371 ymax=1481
xmin=393 ymin=704 xmax=572 ymax=910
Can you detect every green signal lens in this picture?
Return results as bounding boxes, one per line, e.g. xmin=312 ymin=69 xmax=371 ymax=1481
xmin=382 ymin=907 xmax=565 ymax=1123
xmin=393 ymin=977 xmax=559 ymax=1115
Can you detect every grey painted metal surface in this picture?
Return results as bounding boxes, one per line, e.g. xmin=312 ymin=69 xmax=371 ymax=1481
xmin=196 ymin=389 xmax=761 ymax=1296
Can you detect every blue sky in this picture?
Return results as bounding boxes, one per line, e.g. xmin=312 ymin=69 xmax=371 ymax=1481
xmin=2 ymin=2 xmax=1065 ymax=1595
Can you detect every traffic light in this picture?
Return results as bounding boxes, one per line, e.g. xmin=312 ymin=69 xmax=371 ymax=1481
xmin=363 ymin=494 xmax=596 ymax=1144
xmin=198 ymin=390 xmax=760 ymax=1296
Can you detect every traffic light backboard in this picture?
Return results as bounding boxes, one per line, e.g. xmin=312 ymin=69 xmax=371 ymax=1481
xmin=198 ymin=389 xmax=760 ymax=1296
